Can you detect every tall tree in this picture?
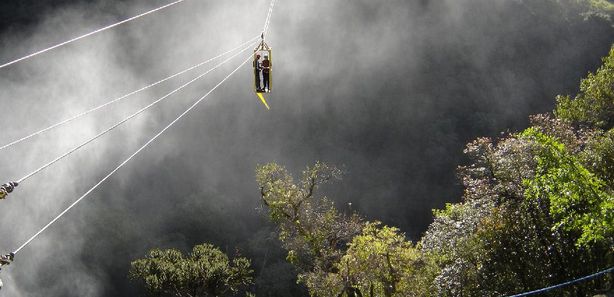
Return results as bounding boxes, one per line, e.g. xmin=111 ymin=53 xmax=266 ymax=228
xmin=256 ymin=162 xmax=423 ymax=297
xmin=256 ymin=162 xmax=363 ymax=296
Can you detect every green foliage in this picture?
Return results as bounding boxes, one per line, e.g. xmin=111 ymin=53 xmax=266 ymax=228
xmin=556 ymin=46 xmax=614 ymax=129
xmin=336 ymin=222 xmax=419 ymax=297
xmin=522 ymin=128 xmax=614 ymax=246
xmin=256 ymin=162 xmax=361 ymax=273
xmin=256 ymin=140 xmax=612 ymax=296
xmin=299 ymin=222 xmax=423 ymax=297
xmin=419 ymin=120 xmax=613 ymax=296
xmin=257 ymin=162 xmax=424 ymax=297
xmin=256 ymin=162 xmax=363 ymax=295
xmin=586 ymin=0 xmax=614 ymax=13
xmin=129 ymin=243 xmax=253 ymax=297
xmin=420 ymin=136 xmax=529 ymax=296
xmin=256 ymin=123 xmax=614 ymax=296
xmin=580 ymin=128 xmax=614 ymax=188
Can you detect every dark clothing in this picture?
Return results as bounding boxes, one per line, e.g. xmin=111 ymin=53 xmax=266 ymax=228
xmin=253 ymin=58 xmax=262 ymax=70
xmin=262 ymin=59 xmax=271 ymax=91
xmin=263 ymin=72 xmax=270 ymax=91
xmin=254 ymin=69 xmax=261 ymax=90
xmin=262 ymin=59 xmax=270 ymax=73
xmin=253 ymin=59 xmax=262 ymax=90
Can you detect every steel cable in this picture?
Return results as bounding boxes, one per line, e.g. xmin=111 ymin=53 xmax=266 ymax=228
xmin=14 ymin=53 xmax=252 ymax=254
xmin=0 ymin=35 xmax=259 ymax=152
xmin=0 ymin=0 xmax=187 ymax=70
xmin=16 ymin=41 xmax=257 ymax=184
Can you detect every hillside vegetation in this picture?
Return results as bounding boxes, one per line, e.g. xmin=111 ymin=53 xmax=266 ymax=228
xmin=254 ymin=47 xmax=614 ymax=296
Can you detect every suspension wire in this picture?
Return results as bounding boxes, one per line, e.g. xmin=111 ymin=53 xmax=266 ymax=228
xmin=0 ymin=0 xmax=187 ymax=70
xmin=14 ymin=53 xmax=252 ymax=254
xmin=0 ymin=35 xmax=260 ymax=152
xmin=16 ymin=41 xmax=257 ymax=184
xmin=508 ymin=266 xmax=614 ymax=297
xmin=262 ymin=0 xmax=277 ymax=36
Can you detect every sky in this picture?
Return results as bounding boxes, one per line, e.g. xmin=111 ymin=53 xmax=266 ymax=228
xmin=0 ymin=0 xmax=612 ymax=296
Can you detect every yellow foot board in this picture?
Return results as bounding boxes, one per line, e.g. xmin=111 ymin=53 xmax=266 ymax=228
xmin=256 ymin=93 xmax=270 ymax=110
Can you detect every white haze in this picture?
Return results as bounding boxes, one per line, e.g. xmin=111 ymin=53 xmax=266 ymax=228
xmin=0 ymin=0 xmax=611 ymax=296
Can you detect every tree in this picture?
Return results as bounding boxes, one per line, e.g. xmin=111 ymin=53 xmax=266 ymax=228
xmin=419 ymin=124 xmax=613 ymax=296
xmin=579 ymin=128 xmax=614 ymax=189
xmin=556 ymin=46 xmax=614 ymax=129
xmin=522 ymin=128 xmax=614 ymax=247
xmin=256 ymin=162 xmax=364 ymax=296
xmin=256 ymin=162 xmax=424 ymax=297
xmin=418 ymin=45 xmax=614 ymax=293
xmin=129 ymin=243 xmax=253 ymax=297
xmin=255 ymin=125 xmax=613 ymax=296
xmin=418 ymin=134 xmax=542 ymax=296
xmin=338 ymin=222 xmax=420 ymax=297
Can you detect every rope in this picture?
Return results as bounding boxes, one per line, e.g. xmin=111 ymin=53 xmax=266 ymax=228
xmin=0 ymin=35 xmax=259 ymax=152
xmin=262 ymin=0 xmax=277 ymax=37
xmin=0 ymin=0 xmax=186 ymax=70
xmin=508 ymin=266 xmax=614 ymax=297
xmin=16 ymin=41 xmax=257 ymax=184
xmin=14 ymin=53 xmax=252 ymax=254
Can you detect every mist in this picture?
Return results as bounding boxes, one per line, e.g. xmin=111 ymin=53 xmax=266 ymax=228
xmin=0 ymin=0 xmax=612 ymax=296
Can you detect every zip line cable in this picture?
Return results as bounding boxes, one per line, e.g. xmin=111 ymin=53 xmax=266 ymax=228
xmin=262 ymin=0 xmax=277 ymax=36
xmin=0 ymin=0 xmax=186 ymax=70
xmin=16 ymin=41 xmax=257 ymax=184
xmin=10 ymin=0 xmax=274 ymax=259
xmin=262 ymin=0 xmax=277 ymax=35
xmin=0 ymin=35 xmax=260 ymax=152
xmin=508 ymin=266 xmax=614 ymax=297
xmin=13 ymin=53 xmax=253 ymax=254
